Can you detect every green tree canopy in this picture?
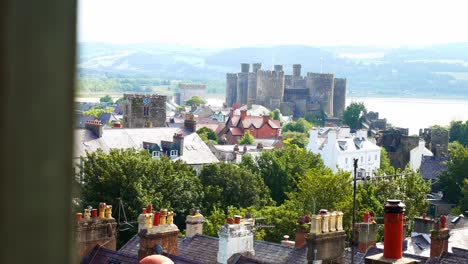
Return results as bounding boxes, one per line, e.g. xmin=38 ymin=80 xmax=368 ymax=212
xmin=241 ymin=146 xmax=326 ymax=204
xmin=239 ymin=131 xmax=255 ymax=145
xmin=196 ymin=127 xmax=217 ymax=143
xmin=199 ymin=163 xmax=274 ymax=214
xmin=436 ymin=142 xmax=468 ymax=205
xmin=185 ymin=96 xmax=206 ymax=107
xmin=82 ymin=106 xmax=114 ymax=118
xmin=449 ymin=120 xmax=468 ymax=146
xmin=282 ymin=118 xmax=312 ymax=134
xmin=343 ymin=102 xmax=367 ymax=129
xmin=79 ymin=148 xmax=203 ymax=246
xmin=99 ymin=95 xmax=114 ymax=103
xmin=269 ymin=109 xmax=281 ymax=121
xmin=281 ymin=131 xmax=309 ymax=149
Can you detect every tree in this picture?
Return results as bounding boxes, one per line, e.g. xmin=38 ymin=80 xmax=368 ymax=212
xmin=185 ymin=96 xmax=206 ymax=107
xmin=449 ymin=120 xmax=468 ymax=146
xmin=241 ymin=145 xmax=326 ymax=204
xmin=436 ymin=142 xmax=468 ymax=204
xmin=378 ymin=148 xmax=397 ymax=175
xmin=239 ymin=131 xmax=255 ymax=145
xmin=79 ymin=148 xmax=203 ymax=246
xmin=282 ymin=131 xmax=309 ymax=149
xmin=461 ymin=179 xmax=468 ymax=213
xmin=196 ymin=127 xmax=217 ymax=143
xmin=83 ymin=106 xmax=114 ymax=118
xmin=282 ymin=118 xmax=312 ymax=134
xmin=99 ymin=95 xmax=113 ymax=103
xmin=199 ymin=163 xmax=274 ymax=214
xmin=343 ymin=102 xmax=367 ymax=129
xmin=269 ymin=109 xmax=281 ymax=121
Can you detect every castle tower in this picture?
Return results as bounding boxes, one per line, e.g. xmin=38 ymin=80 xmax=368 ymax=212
xmin=237 ymin=72 xmax=249 ymax=105
xmin=333 ymin=78 xmax=347 ymax=118
xmin=252 ymin=63 xmax=262 ymax=73
xmin=256 ymin=65 xmax=285 ymax=110
xmin=123 ymin=94 xmax=167 ymax=128
xmin=241 ymin=63 xmax=250 ymax=73
xmin=293 ymin=64 xmax=302 ymax=78
xmin=226 ymin=73 xmax=238 ymax=107
xmin=306 ymin=73 xmax=335 ymax=117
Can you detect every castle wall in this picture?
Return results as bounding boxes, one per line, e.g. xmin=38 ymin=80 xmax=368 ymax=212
xmin=307 ymin=73 xmax=335 ymax=117
xmin=256 ymin=69 xmax=284 ymax=110
xmin=178 ymin=83 xmax=206 ymax=104
xmin=237 ymin=72 xmax=249 ymax=105
xmin=226 ymin=73 xmax=238 ymax=107
xmin=333 ymin=78 xmax=347 ymax=118
xmin=123 ymin=94 xmax=166 ymax=128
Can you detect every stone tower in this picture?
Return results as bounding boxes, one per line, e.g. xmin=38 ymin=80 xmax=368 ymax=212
xmin=256 ymin=66 xmax=285 ymax=110
xmin=333 ymin=78 xmax=347 ymax=118
xmin=123 ymin=94 xmax=166 ymax=128
xmin=226 ymin=73 xmax=238 ymax=107
xmin=306 ymin=73 xmax=335 ymax=117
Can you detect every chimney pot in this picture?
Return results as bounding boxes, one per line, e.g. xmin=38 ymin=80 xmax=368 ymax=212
xmin=91 ymin=209 xmax=98 ymax=218
xmin=440 ymin=215 xmax=447 ymax=229
xmin=383 ymin=199 xmax=405 ymax=259
xmin=76 ymin=213 xmax=83 ymax=222
xmin=153 ymin=211 xmax=161 ymax=226
xmin=147 ymin=204 xmax=152 ymax=214
xmin=283 ymin=235 xmax=289 ymax=241
xmin=142 ymin=208 xmax=147 ymax=214
xmin=422 ymin=213 xmax=426 ymax=219
xmin=364 ymin=212 xmax=370 ymax=223
xmin=234 ymin=215 xmax=242 ymax=224
xmin=227 ymin=217 xmax=234 ymax=225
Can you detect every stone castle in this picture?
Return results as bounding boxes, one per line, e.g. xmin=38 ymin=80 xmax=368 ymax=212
xmin=226 ymin=63 xmax=347 ymax=118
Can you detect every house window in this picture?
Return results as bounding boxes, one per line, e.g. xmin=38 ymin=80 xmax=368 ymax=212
xmin=170 ymin=150 xmax=178 ymax=156
xmin=143 ymin=106 xmax=150 ymax=116
xmin=152 ymin=151 xmax=160 ymax=158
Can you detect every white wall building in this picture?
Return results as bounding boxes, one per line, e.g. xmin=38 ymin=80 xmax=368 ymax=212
xmin=409 ymin=140 xmax=433 ymax=171
xmin=307 ymin=127 xmax=381 ymax=178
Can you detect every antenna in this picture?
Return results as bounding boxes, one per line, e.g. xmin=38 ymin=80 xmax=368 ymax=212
xmin=117 ymin=198 xmax=135 ymax=232
xmin=254 ymin=217 xmax=275 ymax=229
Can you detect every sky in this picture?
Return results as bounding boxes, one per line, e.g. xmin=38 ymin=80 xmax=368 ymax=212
xmin=78 ymin=0 xmax=468 ymax=48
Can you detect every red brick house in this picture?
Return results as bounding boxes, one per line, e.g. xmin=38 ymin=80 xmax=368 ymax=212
xmin=216 ymin=109 xmax=281 ymax=144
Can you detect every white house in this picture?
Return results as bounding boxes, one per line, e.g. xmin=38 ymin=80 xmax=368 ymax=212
xmin=307 ymin=127 xmax=381 ymax=178
xmin=409 ymin=140 xmax=433 ymax=171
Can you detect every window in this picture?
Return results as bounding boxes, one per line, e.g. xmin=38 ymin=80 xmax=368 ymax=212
xmin=170 ymin=150 xmax=178 ymax=156
xmin=143 ymin=106 xmax=150 ymax=116
xmin=152 ymin=151 xmax=160 ymax=158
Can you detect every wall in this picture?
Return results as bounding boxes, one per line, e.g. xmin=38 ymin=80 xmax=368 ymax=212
xmin=256 ymin=69 xmax=285 ymax=109
xmin=333 ymin=78 xmax=347 ymax=118
xmin=178 ymin=84 xmax=206 ymax=104
xmin=307 ymin=73 xmax=335 ymax=117
xmin=226 ymin=73 xmax=238 ymax=107
xmin=237 ymin=72 xmax=249 ymax=105
xmin=123 ymin=94 xmax=166 ymax=128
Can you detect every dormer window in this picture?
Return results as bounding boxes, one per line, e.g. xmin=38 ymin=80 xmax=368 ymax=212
xmin=170 ymin=150 xmax=178 ymax=157
xmin=152 ymin=151 xmax=160 ymax=158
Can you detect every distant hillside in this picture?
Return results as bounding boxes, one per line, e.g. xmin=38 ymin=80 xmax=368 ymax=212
xmin=77 ymin=42 xmax=468 ymax=98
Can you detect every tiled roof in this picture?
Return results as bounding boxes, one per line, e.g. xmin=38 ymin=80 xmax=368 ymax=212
xmin=230 ymin=127 xmax=244 ymax=136
xmin=81 ymin=245 xmax=138 ymax=264
xmin=74 ymin=127 xmax=219 ymax=165
xmin=447 ymin=214 xmax=468 ymax=230
xmin=437 ymin=251 xmax=468 ymax=264
xmin=421 ymin=156 xmax=448 ymax=180
xmin=119 ymin=234 xmax=307 ymax=264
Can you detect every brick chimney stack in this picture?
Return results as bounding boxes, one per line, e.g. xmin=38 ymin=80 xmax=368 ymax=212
xmin=430 ymin=215 xmax=450 ymax=258
xmin=240 ymin=109 xmax=247 ymax=121
xmin=356 ymin=212 xmax=378 ymax=253
xmin=186 ymin=208 xmax=204 ymax=238
xmin=173 ymin=133 xmax=185 ymax=156
xmin=75 ymin=202 xmax=117 ymax=258
xmin=413 ymin=213 xmax=434 ymax=234
xmin=184 ymin=113 xmax=196 ymax=132
xmin=85 ymin=120 xmax=103 ymax=138
xmin=138 ymin=208 xmax=179 ymax=260
xmin=306 ymin=210 xmax=346 ymax=263
xmin=262 ymin=115 xmax=269 ymax=124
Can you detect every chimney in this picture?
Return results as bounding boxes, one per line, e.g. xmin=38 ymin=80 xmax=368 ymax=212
xmin=138 ymin=208 xmax=179 ymax=260
xmin=327 ymin=129 xmax=337 ymax=145
xmin=413 ymin=213 xmax=434 ymax=234
xmin=256 ymin=142 xmax=263 ymax=150
xmin=356 ymin=212 xmax=378 ymax=253
xmin=217 ymin=216 xmax=255 ymax=264
xmin=383 ymin=199 xmax=405 ymax=259
xmin=173 ymin=133 xmax=184 ymax=156
xmin=184 ymin=113 xmax=196 ymax=132
xmin=240 ymin=109 xmax=247 ymax=121
xmin=430 ymin=215 xmax=450 ymax=258
xmin=75 ymin=202 xmax=117 ymax=258
xmin=85 ymin=120 xmax=103 ymax=138
xmin=186 ymin=208 xmax=204 ymax=238
xmin=281 ymin=235 xmax=295 ymax=248
xmin=306 ymin=210 xmax=346 ymax=263
xmin=296 ymin=215 xmax=311 ymax=248
xmin=262 ymin=115 xmax=269 ymax=124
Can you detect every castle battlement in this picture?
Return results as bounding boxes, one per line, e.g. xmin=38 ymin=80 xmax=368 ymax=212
xmin=306 ymin=72 xmax=335 ymax=80
xmin=257 ymin=70 xmax=284 ymax=78
xmin=124 ymin=94 xmax=166 ymax=99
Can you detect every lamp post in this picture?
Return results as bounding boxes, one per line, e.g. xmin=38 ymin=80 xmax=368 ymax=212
xmin=351 ymin=158 xmax=358 ymax=264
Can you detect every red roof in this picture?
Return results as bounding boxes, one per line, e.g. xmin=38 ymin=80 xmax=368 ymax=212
xmin=230 ymin=127 xmax=244 ymax=136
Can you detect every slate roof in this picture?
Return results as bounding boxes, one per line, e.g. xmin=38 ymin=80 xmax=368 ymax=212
xmin=119 ymin=234 xmax=307 ymax=264
xmin=421 ymin=156 xmax=448 ymax=180
xmin=81 ymin=245 xmax=137 ymax=264
xmin=74 ymin=127 xmax=219 ymax=165
xmin=447 ymin=214 xmax=468 ymax=230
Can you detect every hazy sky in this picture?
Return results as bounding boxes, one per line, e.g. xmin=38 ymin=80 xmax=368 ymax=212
xmin=78 ymin=0 xmax=468 ymax=48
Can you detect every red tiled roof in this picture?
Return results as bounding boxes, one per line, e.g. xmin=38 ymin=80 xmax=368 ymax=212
xmin=267 ymin=120 xmax=281 ymax=129
xmin=230 ymin=127 xmax=244 ymax=136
